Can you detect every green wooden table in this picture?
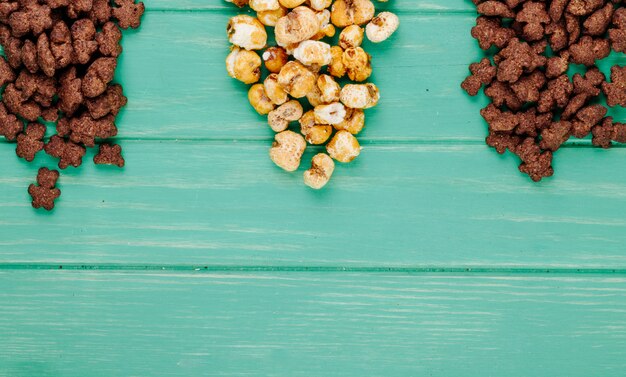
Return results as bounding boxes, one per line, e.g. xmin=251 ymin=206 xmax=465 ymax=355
xmin=1 ymin=1 xmax=626 ymax=376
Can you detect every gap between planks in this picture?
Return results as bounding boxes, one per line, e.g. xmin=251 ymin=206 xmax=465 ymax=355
xmin=0 ymin=264 xmax=625 ymax=275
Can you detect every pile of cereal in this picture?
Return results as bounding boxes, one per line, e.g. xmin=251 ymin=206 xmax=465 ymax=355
xmin=225 ymin=0 xmax=399 ymax=189
xmin=0 ymin=0 xmax=144 ymax=210
xmin=463 ymin=0 xmax=626 ymax=182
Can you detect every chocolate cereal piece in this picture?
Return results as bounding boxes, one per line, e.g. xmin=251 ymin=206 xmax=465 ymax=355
xmin=571 ymin=104 xmax=607 ymax=138
xmin=602 ymin=65 xmax=626 ymax=107
xmin=471 ymin=16 xmax=515 ymax=50
xmin=82 ymin=57 xmax=117 ymax=98
xmin=86 ymin=84 xmax=127 ymax=119
xmin=16 ymin=122 xmax=46 ymax=161
xmin=569 ymin=36 xmax=610 ymax=66
xmin=44 ymin=135 xmax=86 ymax=169
xmin=510 ymin=70 xmax=546 ymax=103
xmin=495 ymin=38 xmax=546 ymax=83
xmin=540 ymin=121 xmax=572 ymax=151
xmin=477 ymin=1 xmax=515 ymax=18
xmin=71 ymin=18 xmax=98 ymax=65
xmin=112 ymin=0 xmax=145 ymax=29
xmin=94 ymin=143 xmax=125 ymax=167
xmin=0 ymin=102 xmax=23 ymax=141
xmin=516 ymin=2 xmax=551 ymax=41
xmin=28 ymin=167 xmax=61 ymax=211
xmin=609 ymin=7 xmax=626 ymax=52
xmin=461 ymin=58 xmax=496 ymax=96
xmin=484 ymin=80 xmax=523 ymax=110
xmin=515 ymin=137 xmax=554 ymax=182
xmin=592 ymin=116 xmax=626 ymax=148
xmin=96 ymin=21 xmax=122 ymax=57
xmin=583 ymin=3 xmax=614 ymax=35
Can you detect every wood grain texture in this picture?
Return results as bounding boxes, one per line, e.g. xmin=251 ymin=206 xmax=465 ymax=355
xmin=2 ymin=142 xmax=626 ymax=267
xmin=2 ymin=2 xmax=626 ymax=375
xmin=1 ymin=271 xmax=625 ymax=377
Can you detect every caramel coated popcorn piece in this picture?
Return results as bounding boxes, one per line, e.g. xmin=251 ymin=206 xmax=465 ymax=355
xmin=342 ymin=46 xmax=372 ymax=82
xmin=275 ymin=6 xmax=319 ymax=46
xmin=94 ymin=143 xmax=125 ymax=167
xmin=268 ymin=100 xmax=303 ymax=132
xmin=299 ymin=110 xmax=332 ymax=144
xmin=28 ymin=167 xmax=61 ymax=211
xmin=365 ymin=11 xmax=399 ymax=43
xmin=262 ymin=46 xmax=288 ymax=73
xmin=248 ymin=83 xmax=275 ymax=115
xmin=339 ymin=25 xmax=363 ymax=49
xmin=330 ymin=0 xmax=374 ymax=27
xmin=226 ymin=47 xmax=262 ymax=84
xmin=340 ymin=83 xmax=379 ymax=109
xmin=304 ymin=153 xmax=334 ymax=189
xmin=277 ymin=61 xmax=316 ymax=98
xmin=228 ymin=15 xmax=267 ymax=51
xmin=270 ymin=130 xmax=306 ymax=171
xmin=327 ymin=130 xmax=361 ymax=163
xmin=334 ymin=107 xmax=365 ymax=135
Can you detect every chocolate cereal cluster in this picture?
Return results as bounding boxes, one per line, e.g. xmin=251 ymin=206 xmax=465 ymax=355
xmin=463 ymin=0 xmax=626 ymax=182
xmin=0 ymin=0 xmax=144 ymax=210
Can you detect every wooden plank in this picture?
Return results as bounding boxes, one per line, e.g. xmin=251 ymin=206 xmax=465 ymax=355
xmin=56 ymin=11 xmax=492 ymax=141
xmin=2 ymin=141 xmax=626 ymax=267
xmin=68 ymin=11 xmax=626 ymax=142
xmin=1 ymin=270 xmax=625 ymax=377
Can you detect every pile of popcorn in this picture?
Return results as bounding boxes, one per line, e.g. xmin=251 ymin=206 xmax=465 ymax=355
xmin=225 ymin=0 xmax=399 ymax=189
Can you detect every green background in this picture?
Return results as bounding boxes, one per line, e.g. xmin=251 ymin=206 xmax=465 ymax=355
xmin=1 ymin=1 xmax=626 ymax=376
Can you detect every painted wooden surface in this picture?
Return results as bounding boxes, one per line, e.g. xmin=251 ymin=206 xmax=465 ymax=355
xmin=1 ymin=271 xmax=626 ymax=377
xmin=1 ymin=1 xmax=626 ymax=376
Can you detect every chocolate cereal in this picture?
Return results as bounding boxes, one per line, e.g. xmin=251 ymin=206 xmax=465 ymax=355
xmin=463 ymin=0 xmax=626 ymax=182
xmin=0 ymin=0 xmax=144 ymax=210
